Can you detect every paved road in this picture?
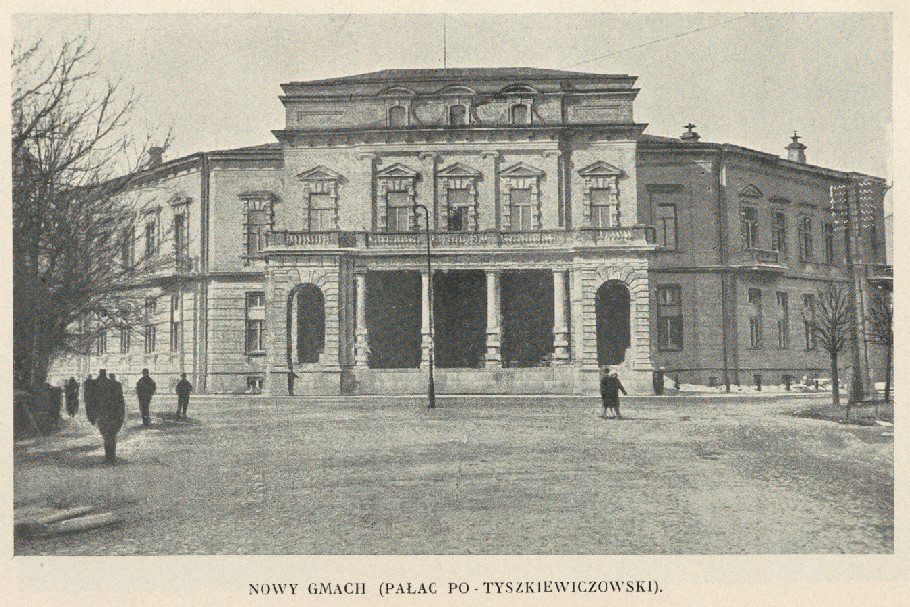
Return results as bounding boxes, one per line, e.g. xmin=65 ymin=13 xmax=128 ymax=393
xmin=14 ymin=395 xmax=893 ymax=554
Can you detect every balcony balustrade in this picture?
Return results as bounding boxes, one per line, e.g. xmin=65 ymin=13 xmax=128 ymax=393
xmin=732 ymin=248 xmax=785 ymax=272
xmin=264 ymin=226 xmax=656 ymax=252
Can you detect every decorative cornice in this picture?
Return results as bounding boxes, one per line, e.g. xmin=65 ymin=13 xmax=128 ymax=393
xmin=500 ymin=161 xmax=545 ymax=178
xmin=297 ymin=165 xmax=343 ymax=181
xmin=376 ymin=162 xmax=420 ymax=179
xmin=578 ymin=160 xmax=623 ymax=177
xmin=437 ymin=162 xmax=481 ymax=178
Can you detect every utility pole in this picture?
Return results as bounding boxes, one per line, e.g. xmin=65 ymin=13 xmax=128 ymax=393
xmin=838 ymin=182 xmax=865 ymax=405
xmin=414 ymin=203 xmax=436 ymax=409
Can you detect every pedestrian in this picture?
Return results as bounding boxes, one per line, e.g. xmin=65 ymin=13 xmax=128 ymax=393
xmin=94 ymin=370 xmax=125 ymax=464
xmin=84 ymin=373 xmax=98 ymax=425
xmin=600 ymin=368 xmax=628 ymax=419
xmin=175 ymin=373 xmax=193 ymax=420
xmin=135 ymin=368 xmax=157 ymax=427
xmin=65 ymin=377 xmax=80 ymax=417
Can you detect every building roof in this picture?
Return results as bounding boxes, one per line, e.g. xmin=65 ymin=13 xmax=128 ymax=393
xmin=281 ymin=67 xmax=637 ymax=97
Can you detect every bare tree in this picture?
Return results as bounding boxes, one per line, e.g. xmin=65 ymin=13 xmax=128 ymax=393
xmin=866 ymin=287 xmax=893 ymax=403
xmin=804 ymin=283 xmax=855 ymax=416
xmin=13 ymin=36 xmax=170 ymax=390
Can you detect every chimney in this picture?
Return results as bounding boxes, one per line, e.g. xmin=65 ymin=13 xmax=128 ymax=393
xmin=786 ymin=132 xmax=806 ymax=163
xmin=680 ymin=123 xmax=700 ymax=142
xmin=148 ymin=146 xmax=165 ymax=168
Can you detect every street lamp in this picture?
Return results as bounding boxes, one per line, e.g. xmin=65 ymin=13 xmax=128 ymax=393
xmin=413 ymin=203 xmax=436 ymax=409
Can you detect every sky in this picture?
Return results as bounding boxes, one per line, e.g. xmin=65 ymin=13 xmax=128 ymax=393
xmin=12 ymin=13 xmax=892 ymax=183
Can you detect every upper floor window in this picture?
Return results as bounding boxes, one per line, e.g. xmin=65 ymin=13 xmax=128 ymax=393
xmin=823 ymin=222 xmax=835 ymax=264
xmin=309 ymin=193 xmax=334 ymax=231
xmin=510 ymin=104 xmax=530 ymax=125
xmin=448 ymin=104 xmax=468 ymax=126
xmin=386 ymin=191 xmax=412 ymax=233
xmin=446 ymin=188 xmax=472 ymax=232
xmin=771 ymin=212 xmax=787 ymax=255
xmin=798 ymin=215 xmax=813 ymax=261
xmin=241 ymin=194 xmax=275 ymax=257
xmin=591 ymin=188 xmax=620 ymax=228
xmin=742 ymin=207 xmax=758 ymax=249
xmin=174 ymin=212 xmax=188 ymax=267
xmin=509 ymin=188 xmax=534 ymax=232
xmin=144 ymin=219 xmax=157 ymax=258
xmin=655 ymin=204 xmax=677 ymax=249
xmin=121 ymin=226 xmax=135 ymax=269
xmin=388 ymin=105 xmax=407 ymax=127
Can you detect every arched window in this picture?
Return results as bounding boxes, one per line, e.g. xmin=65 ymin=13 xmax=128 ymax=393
xmin=511 ymin=104 xmax=529 ymax=125
xmin=388 ymin=105 xmax=407 ymax=127
xmin=449 ymin=104 xmax=467 ymax=126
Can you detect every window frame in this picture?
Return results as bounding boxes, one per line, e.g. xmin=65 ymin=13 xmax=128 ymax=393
xmin=245 ymin=291 xmax=266 ymax=355
xmin=748 ymin=288 xmax=763 ymax=350
xmin=656 ymin=285 xmax=683 ymax=352
xmin=742 ymin=206 xmax=759 ymax=250
xmin=509 ymin=187 xmax=534 ymax=232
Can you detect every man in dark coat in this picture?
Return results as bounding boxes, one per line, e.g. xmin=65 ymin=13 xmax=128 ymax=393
xmin=175 ymin=373 xmax=193 ymax=420
xmin=84 ymin=373 xmax=98 ymax=425
xmin=135 ymin=368 xmax=157 ymax=427
xmin=94 ymin=370 xmax=125 ymax=464
xmin=600 ymin=369 xmax=628 ymax=419
xmin=65 ymin=377 xmax=80 ymax=417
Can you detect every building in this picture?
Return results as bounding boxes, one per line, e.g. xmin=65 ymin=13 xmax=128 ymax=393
xmin=47 ymin=68 xmax=890 ymax=395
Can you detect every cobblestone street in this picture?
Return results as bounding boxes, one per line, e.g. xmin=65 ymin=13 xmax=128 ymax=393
xmin=14 ymin=395 xmax=893 ymax=555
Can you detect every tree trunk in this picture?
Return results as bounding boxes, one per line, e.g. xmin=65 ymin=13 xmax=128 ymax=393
xmin=885 ymin=345 xmax=892 ymax=404
xmin=830 ymin=352 xmax=840 ymax=411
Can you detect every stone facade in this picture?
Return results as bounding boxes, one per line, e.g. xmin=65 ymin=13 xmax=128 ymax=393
xmin=48 ymin=68 xmax=889 ymax=396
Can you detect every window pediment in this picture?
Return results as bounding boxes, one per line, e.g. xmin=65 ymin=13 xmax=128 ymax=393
xmin=377 ymin=86 xmax=417 ymax=97
xmin=500 ymin=162 xmax=544 ymax=178
xmin=739 ymin=184 xmax=764 ymax=198
xmin=437 ymin=162 xmax=481 ymax=179
xmin=499 ymin=83 xmax=540 ymax=95
xmin=436 ymin=85 xmax=477 ymax=96
xmin=239 ymin=190 xmax=279 ymax=202
xmin=167 ymin=193 xmax=192 ymax=207
xmin=578 ymin=161 xmax=624 ymax=178
xmin=298 ymin=166 xmax=343 ymax=182
xmin=376 ymin=162 xmax=420 ymax=179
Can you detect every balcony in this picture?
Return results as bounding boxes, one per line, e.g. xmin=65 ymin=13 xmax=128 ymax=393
xmin=264 ymin=227 xmax=656 ymax=253
xmin=731 ymin=248 xmax=786 ymax=273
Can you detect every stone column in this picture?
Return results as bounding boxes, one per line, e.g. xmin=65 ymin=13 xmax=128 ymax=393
xmin=553 ymin=270 xmax=570 ymax=363
xmin=289 ymin=290 xmax=298 ymax=365
xmin=354 ymin=272 xmax=369 ymax=367
xmin=485 ymin=269 xmax=502 ymax=367
xmin=421 ymin=271 xmax=432 ymax=366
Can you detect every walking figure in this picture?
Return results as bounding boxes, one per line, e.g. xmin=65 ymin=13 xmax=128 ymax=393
xmin=600 ymin=368 xmax=628 ymax=419
xmin=175 ymin=373 xmax=193 ymax=420
xmin=94 ymin=370 xmax=125 ymax=464
xmin=65 ymin=377 xmax=80 ymax=417
xmin=136 ymin=368 xmax=157 ymax=427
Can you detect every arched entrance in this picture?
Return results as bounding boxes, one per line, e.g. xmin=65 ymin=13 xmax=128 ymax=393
xmin=595 ymin=281 xmax=631 ymax=366
xmin=287 ymin=284 xmax=326 ymax=367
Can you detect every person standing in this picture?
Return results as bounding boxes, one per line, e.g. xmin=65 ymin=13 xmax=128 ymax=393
xmin=84 ymin=373 xmax=98 ymax=425
xmin=65 ymin=377 xmax=80 ymax=417
xmin=94 ymin=370 xmax=125 ymax=464
xmin=175 ymin=373 xmax=193 ymax=420
xmin=135 ymin=369 xmax=157 ymax=427
xmin=600 ymin=368 xmax=628 ymax=419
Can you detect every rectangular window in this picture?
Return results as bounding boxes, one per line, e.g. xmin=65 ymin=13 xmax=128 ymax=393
xmin=798 ymin=215 xmax=813 ymax=261
xmin=170 ymin=293 xmax=181 ymax=352
xmin=509 ymin=188 xmax=534 ymax=231
xmin=144 ymin=296 xmax=157 ymax=319
xmin=174 ymin=213 xmax=187 ymax=267
xmin=771 ymin=212 xmax=787 ymax=255
xmin=121 ymin=226 xmax=135 ymax=269
xmin=824 ymin=222 xmax=835 ymax=264
xmin=656 ymin=285 xmax=683 ymax=351
xmin=656 ymin=203 xmax=677 ymax=249
xmin=245 ymin=292 xmax=266 ymax=354
xmin=386 ymin=191 xmax=411 ymax=232
xmin=388 ymin=105 xmax=407 ymax=127
xmin=309 ymin=193 xmax=334 ymax=231
xmin=120 ymin=327 xmax=131 ymax=354
xmin=742 ymin=207 xmax=758 ymax=249
xmin=95 ymin=332 xmax=107 ymax=356
xmin=144 ymin=325 xmax=156 ymax=354
xmin=776 ymin=291 xmax=789 ymax=349
xmin=590 ymin=188 xmax=619 ymax=229
xmin=246 ymin=208 xmax=270 ymax=255
xmin=145 ymin=220 xmax=157 ymax=258
xmin=447 ymin=189 xmax=471 ymax=232
xmin=748 ymin=288 xmax=762 ymax=349
xmin=803 ymin=294 xmax=817 ymax=350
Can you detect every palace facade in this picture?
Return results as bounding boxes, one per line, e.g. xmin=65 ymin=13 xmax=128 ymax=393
xmin=48 ymin=68 xmax=890 ymax=395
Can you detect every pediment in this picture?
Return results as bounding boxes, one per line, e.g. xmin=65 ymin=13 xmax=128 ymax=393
xmin=499 ymin=83 xmax=541 ymax=96
xmin=739 ymin=184 xmax=763 ymax=198
xmin=500 ymin=162 xmax=544 ymax=178
xmin=166 ymin=193 xmax=193 ymax=207
xmin=437 ymin=162 xmax=481 ymax=178
xmin=436 ymin=85 xmax=477 ymax=96
xmin=297 ymin=165 xmax=342 ymax=181
xmin=376 ymin=162 xmax=419 ymax=179
xmin=578 ymin=161 xmax=623 ymax=177
xmin=377 ymin=86 xmax=417 ymax=97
